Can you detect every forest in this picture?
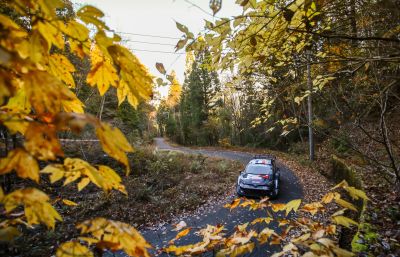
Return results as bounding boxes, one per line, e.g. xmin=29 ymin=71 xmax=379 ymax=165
xmin=0 ymin=0 xmax=399 ymax=257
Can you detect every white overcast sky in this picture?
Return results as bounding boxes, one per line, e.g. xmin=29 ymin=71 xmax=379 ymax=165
xmin=73 ymin=0 xmax=242 ymax=97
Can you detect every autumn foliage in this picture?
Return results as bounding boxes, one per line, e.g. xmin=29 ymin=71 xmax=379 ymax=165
xmin=163 ymin=180 xmax=368 ymax=257
xmin=0 ymin=0 xmax=374 ymax=256
xmin=0 ymin=0 xmax=153 ymax=256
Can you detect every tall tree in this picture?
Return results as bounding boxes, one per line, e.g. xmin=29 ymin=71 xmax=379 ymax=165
xmin=180 ymin=50 xmax=220 ymax=145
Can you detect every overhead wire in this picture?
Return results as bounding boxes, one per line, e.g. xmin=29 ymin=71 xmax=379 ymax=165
xmin=118 ymin=32 xmax=183 ymax=55
xmin=116 ymin=31 xmax=181 ymax=40
xmin=122 ymin=40 xmax=176 ymax=46
xmin=182 ymin=0 xmax=219 ymax=19
xmin=128 ymin=48 xmax=184 ymax=54
xmin=166 ymin=54 xmax=184 ymax=73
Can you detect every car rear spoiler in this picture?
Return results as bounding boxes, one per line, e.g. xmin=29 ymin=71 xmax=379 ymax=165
xmin=252 ymin=154 xmax=276 ymax=160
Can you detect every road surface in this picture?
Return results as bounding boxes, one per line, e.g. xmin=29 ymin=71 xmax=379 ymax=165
xmin=106 ymin=138 xmax=303 ymax=257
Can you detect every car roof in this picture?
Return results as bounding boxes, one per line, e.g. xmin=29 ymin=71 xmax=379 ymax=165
xmin=248 ymin=159 xmax=273 ymax=165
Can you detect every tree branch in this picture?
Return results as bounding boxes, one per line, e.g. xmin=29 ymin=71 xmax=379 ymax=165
xmin=288 ymin=28 xmax=400 ymax=43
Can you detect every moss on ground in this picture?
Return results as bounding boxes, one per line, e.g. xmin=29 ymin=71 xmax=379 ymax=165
xmin=351 ymin=222 xmax=378 ymax=254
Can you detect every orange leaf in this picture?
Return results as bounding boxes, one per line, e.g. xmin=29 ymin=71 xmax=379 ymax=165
xmin=169 ymin=228 xmax=191 ymax=244
xmin=224 ymin=198 xmax=241 ymax=210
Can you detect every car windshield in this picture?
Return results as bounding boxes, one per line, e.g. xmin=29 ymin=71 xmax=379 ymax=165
xmin=245 ymin=165 xmax=273 ymax=175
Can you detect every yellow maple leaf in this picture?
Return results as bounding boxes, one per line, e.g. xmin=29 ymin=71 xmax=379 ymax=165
xmin=0 ymin=87 xmax=31 ymax=134
xmin=36 ymin=20 xmax=65 ymax=51
xmin=77 ymin=177 xmax=90 ymax=191
xmin=1 ymin=87 xmax=31 ymax=114
xmin=163 ymin=244 xmax=196 ymax=255
xmin=24 ymin=123 xmax=64 ymax=160
xmin=230 ymin=242 xmax=255 ymax=257
xmin=77 ymin=5 xmax=107 ymax=30
xmin=227 ymin=230 xmax=257 ymax=246
xmin=96 ymin=123 xmax=134 ymax=174
xmin=321 ymin=192 xmax=339 ymax=204
xmin=284 ymin=199 xmax=302 ymax=216
xmin=0 ymin=112 xmax=30 ymax=135
xmin=117 ymin=79 xmax=140 ymax=107
xmin=117 ymin=79 xmax=130 ymax=105
xmin=271 ymin=203 xmax=286 ymax=212
xmin=62 ymin=20 xmax=90 ymax=42
xmin=23 ymin=71 xmax=81 ymax=115
xmin=0 ymin=149 xmax=39 ymax=182
xmin=77 ymin=218 xmax=151 ymax=257
xmin=48 ymin=54 xmax=76 ymax=88
xmin=331 ymin=179 xmax=349 ymax=190
xmin=62 ymin=96 xmax=85 ymax=113
xmin=3 ymin=188 xmax=62 ymax=229
xmin=258 ymin=227 xmax=279 ymax=245
xmin=87 ymin=60 xmax=118 ymax=95
xmin=41 ymin=159 xmax=126 ymax=194
xmin=108 ymin=45 xmax=154 ymax=102
xmin=87 ymin=46 xmax=118 ymax=95
xmin=62 ymin=199 xmax=78 ymax=206
xmin=250 ymin=217 xmax=273 ymax=225
xmin=56 ymin=241 xmax=93 ymax=257
xmin=41 ymin=165 xmax=65 ymax=183
xmin=302 ymin=202 xmax=324 ymax=215
xmin=97 ymin=165 xmax=127 ymax=194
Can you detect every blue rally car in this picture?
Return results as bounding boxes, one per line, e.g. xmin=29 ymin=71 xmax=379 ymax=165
xmin=236 ymin=155 xmax=280 ymax=199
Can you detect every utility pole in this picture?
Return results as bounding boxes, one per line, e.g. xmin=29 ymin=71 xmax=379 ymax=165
xmin=98 ymin=94 xmax=106 ymax=122
xmin=307 ymin=49 xmax=314 ymax=161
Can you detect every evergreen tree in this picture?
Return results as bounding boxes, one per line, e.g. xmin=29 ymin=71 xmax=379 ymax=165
xmin=180 ymin=50 xmax=220 ymax=145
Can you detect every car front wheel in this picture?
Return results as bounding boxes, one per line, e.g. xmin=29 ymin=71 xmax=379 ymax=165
xmin=236 ymin=185 xmax=244 ymax=197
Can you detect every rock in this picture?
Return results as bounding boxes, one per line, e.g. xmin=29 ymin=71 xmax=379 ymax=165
xmin=356 ymin=238 xmax=365 ymax=244
xmin=381 ymin=240 xmax=390 ymax=251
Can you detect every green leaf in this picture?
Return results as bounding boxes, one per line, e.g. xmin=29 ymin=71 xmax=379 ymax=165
xmin=332 ymin=215 xmax=358 ymax=228
xmin=344 ymin=186 xmax=370 ymax=201
xmin=335 ymin=198 xmax=358 ymax=212
xmin=156 ymin=78 xmax=164 ymax=86
xmin=176 ymin=22 xmax=189 ymax=35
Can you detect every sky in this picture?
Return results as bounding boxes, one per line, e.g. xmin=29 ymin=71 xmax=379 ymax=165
xmin=73 ymin=0 xmax=242 ymax=98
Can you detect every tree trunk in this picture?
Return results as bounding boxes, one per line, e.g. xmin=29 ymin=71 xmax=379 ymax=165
xmin=307 ymin=49 xmax=315 ymax=161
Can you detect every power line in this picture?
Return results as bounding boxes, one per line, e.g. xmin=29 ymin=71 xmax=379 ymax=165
xmin=167 ymin=54 xmax=184 ymax=72
xmin=117 ymin=31 xmax=181 ymax=40
xmin=123 ymin=40 xmax=176 ymax=46
xmin=129 ymin=48 xmax=185 ymax=54
xmin=183 ymin=0 xmax=219 ymax=19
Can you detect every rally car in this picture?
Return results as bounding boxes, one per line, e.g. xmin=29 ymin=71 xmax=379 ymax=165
xmin=236 ymin=155 xmax=280 ymax=199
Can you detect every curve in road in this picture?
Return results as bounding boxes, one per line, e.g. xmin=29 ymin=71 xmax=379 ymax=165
xmin=106 ymin=138 xmax=303 ymax=257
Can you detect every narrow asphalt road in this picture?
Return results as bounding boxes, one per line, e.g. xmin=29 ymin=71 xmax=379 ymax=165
xmin=106 ymin=138 xmax=303 ymax=257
